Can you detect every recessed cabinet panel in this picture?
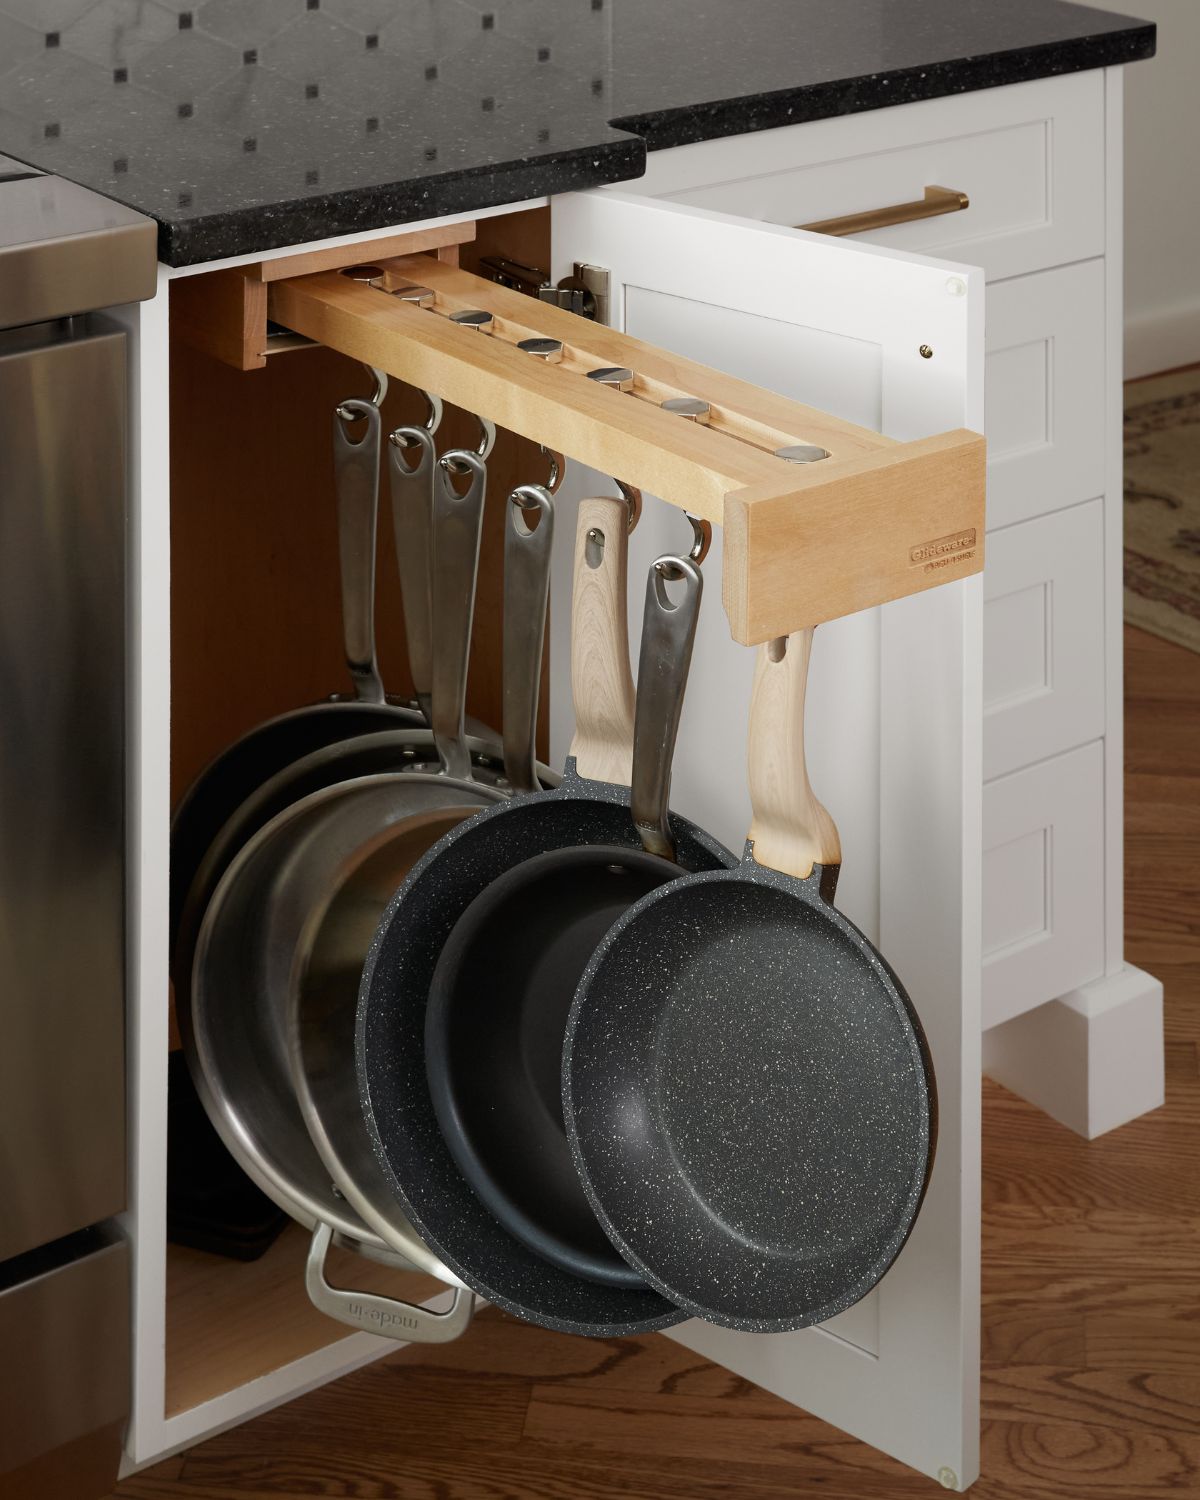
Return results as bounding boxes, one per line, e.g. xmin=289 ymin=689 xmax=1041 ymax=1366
xmin=983 ymin=740 xmax=1105 ymax=1029
xmin=983 ymin=500 xmax=1106 ymax=781
xmin=983 ymin=828 xmax=1048 ymax=955
xmin=636 ymin=71 xmax=1105 ymax=283
xmin=986 ymin=340 xmax=1049 ymax=460
xmin=984 ymin=262 xmax=1106 ymax=531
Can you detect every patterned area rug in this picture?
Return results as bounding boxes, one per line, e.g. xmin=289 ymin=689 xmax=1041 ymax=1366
xmin=1124 ymin=366 xmax=1200 ymax=653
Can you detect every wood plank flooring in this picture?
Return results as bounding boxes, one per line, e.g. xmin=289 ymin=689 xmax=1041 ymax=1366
xmin=112 ymin=624 xmax=1200 ymax=1499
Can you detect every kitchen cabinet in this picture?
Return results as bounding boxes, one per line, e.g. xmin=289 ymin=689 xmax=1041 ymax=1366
xmin=104 ymin=61 xmax=1156 ymax=1500
xmin=634 ymin=66 xmax=1163 ymax=1135
xmin=122 ymin=191 xmax=984 ymax=1491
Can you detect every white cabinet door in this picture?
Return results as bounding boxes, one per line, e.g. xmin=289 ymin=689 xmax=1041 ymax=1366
xmin=550 ymin=191 xmax=983 ymax=1491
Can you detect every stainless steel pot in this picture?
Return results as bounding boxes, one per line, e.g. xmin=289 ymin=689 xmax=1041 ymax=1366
xmin=182 ymin=464 xmax=557 ymax=1341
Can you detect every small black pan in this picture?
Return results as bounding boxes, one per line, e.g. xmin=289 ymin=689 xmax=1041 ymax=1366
xmin=563 ymin=627 xmax=938 ymax=1334
xmin=357 ymin=496 xmax=730 ymax=1336
xmin=424 ymin=552 xmax=714 ymax=1288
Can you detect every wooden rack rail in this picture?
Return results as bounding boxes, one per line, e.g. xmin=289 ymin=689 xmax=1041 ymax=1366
xmin=205 ymin=250 xmax=982 ymax=644
xmin=269 ymin=254 xmax=985 ymax=644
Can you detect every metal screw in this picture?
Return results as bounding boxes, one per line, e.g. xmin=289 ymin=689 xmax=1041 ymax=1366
xmin=339 ymin=263 xmax=384 ymax=283
xmin=919 ymin=344 xmax=934 ymax=359
xmin=587 ymin=365 xmax=634 ymax=391
xmin=450 ymin=308 xmax=494 ymax=332
xmin=390 ymin=283 xmax=435 ymax=308
xmin=775 ymin=443 xmax=831 ymax=464
xmin=517 ymin=336 xmax=564 ymax=364
xmin=662 ymin=395 xmax=710 ymax=421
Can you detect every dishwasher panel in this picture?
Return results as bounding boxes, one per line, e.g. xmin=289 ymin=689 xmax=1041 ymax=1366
xmin=0 ymin=318 xmax=128 ymax=1262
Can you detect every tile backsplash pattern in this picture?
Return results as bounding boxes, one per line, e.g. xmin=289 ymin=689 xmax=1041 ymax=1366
xmin=0 ymin=0 xmax=614 ymax=224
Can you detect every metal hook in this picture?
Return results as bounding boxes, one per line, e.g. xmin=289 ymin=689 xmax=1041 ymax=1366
xmin=387 ymin=389 xmax=445 ymax=451
xmin=685 ymin=511 xmax=712 ymax=565
xmin=657 ymin=518 xmax=710 ymax=579
xmin=615 ymin=478 xmax=642 ymax=533
xmin=651 ymin=514 xmax=710 ymax=581
xmin=539 ymin=446 xmax=565 ymax=495
xmin=474 ymin=414 xmax=497 ymax=462
xmin=509 ymin=482 xmax=553 ymax=540
xmin=336 ymin=363 xmax=387 ymax=420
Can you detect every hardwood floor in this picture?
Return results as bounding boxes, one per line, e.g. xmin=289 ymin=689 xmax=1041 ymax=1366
xmin=113 ymin=625 xmax=1200 ymax=1499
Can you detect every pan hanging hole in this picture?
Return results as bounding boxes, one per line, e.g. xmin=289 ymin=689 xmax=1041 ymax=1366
xmin=438 ymin=453 xmax=476 ymax=495
xmin=767 ymin=635 xmax=788 ymax=663
xmin=509 ymin=483 xmax=550 ymax=537
xmin=335 ymin=395 xmax=375 ymax=438
xmin=585 ymin=526 xmax=606 ymax=568
xmin=653 ymin=562 xmax=687 ymax=609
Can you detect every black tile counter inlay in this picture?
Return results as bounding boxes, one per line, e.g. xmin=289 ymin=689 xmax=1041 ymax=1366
xmin=0 ymin=1 xmax=1154 ymax=266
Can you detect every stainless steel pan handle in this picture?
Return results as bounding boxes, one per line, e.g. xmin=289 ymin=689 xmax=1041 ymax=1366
xmin=305 ymin=1222 xmax=473 ymax=1344
xmin=629 ymin=555 xmax=704 ymax=861
xmin=388 ymin=425 xmax=437 ymax=725
xmin=431 ymin=448 xmax=487 ymax=779
xmin=332 ymin=397 xmax=386 ymax=705
xmin=502 ymin=484 xmax=555 ymax=795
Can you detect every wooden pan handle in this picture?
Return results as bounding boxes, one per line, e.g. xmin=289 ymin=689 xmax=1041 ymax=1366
xmin=747 ymin=632 xmax=842 ymax=880
xmin=568 ymin=497 xmax=635 ymax=786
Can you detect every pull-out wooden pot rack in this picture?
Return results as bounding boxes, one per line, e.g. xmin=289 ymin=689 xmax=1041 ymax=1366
xmin=201 ymin=246 xmax=985 ymax=643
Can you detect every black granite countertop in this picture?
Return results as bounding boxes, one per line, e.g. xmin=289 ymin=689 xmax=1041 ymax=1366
xmin=0 ymin=1 xmax=1154 ymax=267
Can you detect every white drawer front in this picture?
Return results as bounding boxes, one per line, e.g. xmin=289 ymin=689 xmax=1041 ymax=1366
xmin=637 ymin=72 xmax=1105 ymax=283
xmin=984 ymin=261 xmax=1106 ymax=531
xmin=983 ymin=499 xmax=1105 ymax=780
xmin=982 ymin=741 xmax=1105 ymax=1029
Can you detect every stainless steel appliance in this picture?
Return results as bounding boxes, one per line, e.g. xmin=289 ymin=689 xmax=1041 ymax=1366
xmin=0 ymin=160 xmax=155 ymax=1499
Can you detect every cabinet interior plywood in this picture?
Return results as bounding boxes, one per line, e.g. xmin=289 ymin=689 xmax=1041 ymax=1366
xmin=164 ymin=1224 xmax=444 ymax=1418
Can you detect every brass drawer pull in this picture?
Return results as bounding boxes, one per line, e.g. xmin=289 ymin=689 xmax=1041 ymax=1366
xmin=798 ymin=185 xmax=969 ymax=238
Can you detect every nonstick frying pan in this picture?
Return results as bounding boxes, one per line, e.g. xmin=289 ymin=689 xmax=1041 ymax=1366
xmin=169 ymin=394 xmax=424 ymax=968
xmin=563 ymin=627 xmax=938 ymax=1333
xmin=357 ymin=496 xmax=732 ymax=1336
xmin=424 ymin=552 xmax=718 ymax=1288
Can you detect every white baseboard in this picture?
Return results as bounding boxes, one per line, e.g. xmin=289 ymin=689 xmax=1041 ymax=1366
xmin=982 ymin=965 xmax=1164 ymax=1138
xmin=1125 ymin=301 xmax=1200 ymax=380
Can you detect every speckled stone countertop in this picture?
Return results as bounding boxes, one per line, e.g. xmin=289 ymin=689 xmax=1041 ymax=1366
xmin=0 ymin=0 xmax=1154 ymax=267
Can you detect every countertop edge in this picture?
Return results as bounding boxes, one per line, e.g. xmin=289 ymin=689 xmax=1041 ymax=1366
xmin=614 ymin=25 xmax=1159 ymax=152
xmin=158 ymin=137 xmax=645 ymax=268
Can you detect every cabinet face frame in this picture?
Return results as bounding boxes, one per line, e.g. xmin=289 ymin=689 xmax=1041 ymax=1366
xmin=124 ymin=188 xmax=983 ymax=1486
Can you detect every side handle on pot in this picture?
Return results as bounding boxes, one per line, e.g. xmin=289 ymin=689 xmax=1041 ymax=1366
xmin=305 ymin=1222 xmax=474 ymax=1345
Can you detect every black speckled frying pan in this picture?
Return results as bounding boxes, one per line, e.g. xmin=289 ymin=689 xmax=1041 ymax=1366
xmin=357 ymin=496 xmax=730 ymax=1336
xmin=424 ymin=552 xmax=721 ymax=1289
xmin=563 ymin=627 xmax=938 ymax=1334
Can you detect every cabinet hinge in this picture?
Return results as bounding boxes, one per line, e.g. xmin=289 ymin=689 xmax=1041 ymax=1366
xmin=479 ymin=256 xmax=609 ymax=323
